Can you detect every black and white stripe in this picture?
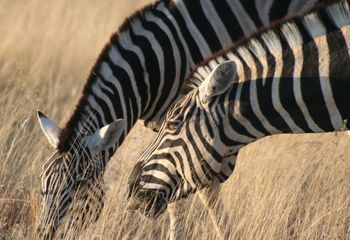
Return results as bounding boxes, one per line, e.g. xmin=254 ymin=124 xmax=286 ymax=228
xmin=37 ymin=0 xmax=324 ymax=238
xmin=58 ymin=0 xmax=323 ymax=153
xmin=127 ymin=0 xmax=350 ymax=220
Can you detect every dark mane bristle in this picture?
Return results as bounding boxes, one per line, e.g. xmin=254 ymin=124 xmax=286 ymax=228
xmin=57 ymin=1 xmax=162 ymax=152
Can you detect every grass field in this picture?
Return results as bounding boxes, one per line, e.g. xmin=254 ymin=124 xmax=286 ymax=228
xmin=0 ymin=0 xmax=350 ymax=239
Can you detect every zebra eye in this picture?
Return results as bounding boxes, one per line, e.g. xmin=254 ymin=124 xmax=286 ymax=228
xmin=166 ymin=119 xmax=182 ymax=130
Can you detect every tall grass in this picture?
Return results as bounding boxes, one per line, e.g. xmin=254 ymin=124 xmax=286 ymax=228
xmin=0 ymin=0 xmax=349 ymax=239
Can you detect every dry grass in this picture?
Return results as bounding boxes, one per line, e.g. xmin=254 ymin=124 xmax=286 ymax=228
xmin=0 ymin=0 xmax=350 ymax=239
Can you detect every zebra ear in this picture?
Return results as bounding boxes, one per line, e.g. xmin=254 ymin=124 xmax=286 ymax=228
xmin=199 ymin=60 xmax=237 ymax=103
xmin=37 ymin=110 xmax=61 ymax=148
xmin=86 ymin=119 xmax=125 ymax=155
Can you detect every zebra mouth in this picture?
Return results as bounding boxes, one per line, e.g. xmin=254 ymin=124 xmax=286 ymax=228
xmin=127 ymin=191 xmax=167 ymax=219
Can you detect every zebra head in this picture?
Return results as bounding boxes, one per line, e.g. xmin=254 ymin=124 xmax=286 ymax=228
xmin=36 ymin=111 xmax=125 ymax=239
xmin=127 ymin=61 xmax=237 ymax=218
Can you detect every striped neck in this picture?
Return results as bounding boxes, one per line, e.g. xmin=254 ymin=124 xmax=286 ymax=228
xmin=210 ymin=0 xmax=350 ymax=145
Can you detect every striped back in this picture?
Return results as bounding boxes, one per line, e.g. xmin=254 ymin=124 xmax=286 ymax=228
xmin=127 ymin=0 xmax=350 ymax=218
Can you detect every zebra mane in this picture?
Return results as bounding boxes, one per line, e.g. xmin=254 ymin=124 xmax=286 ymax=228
xmin=184 ymin=0 xmax=346 ymax=93
xmin=57 ymin=0 xmax=171 ymax=152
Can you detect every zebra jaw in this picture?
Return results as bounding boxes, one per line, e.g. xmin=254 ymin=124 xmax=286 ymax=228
xmin=37 ymin=110 xmax=125 ymax=154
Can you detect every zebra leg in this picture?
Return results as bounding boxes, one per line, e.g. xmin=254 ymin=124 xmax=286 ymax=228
xmin=167 ymin=201 xmax=186 ymax=240
xmin=198 ymin=178 xmax=229 ymax=240
xmin=167 ymin=179 xmax=230 ymax=240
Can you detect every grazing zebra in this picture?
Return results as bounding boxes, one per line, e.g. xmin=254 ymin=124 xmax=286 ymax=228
xmin=36 ymin=0 xmax=323 ymax=238
xmin=127 ymin=0 xmax=350 ymax=236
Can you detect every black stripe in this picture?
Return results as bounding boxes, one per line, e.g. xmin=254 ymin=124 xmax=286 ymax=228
xmin=300 ymin=35 xmax=333 ymax=131
xmin=252 ymin=32 xmax=290 ymax=132
xmin=294 ymin=17 xmax=313 ymax=43
xmin=320 ymin=5 xmax=341 ymax=32
xmin=153 ymin=9 xmax=188 ymax=99
xmin=128 ymin=27 xmax=160 ymax=117
xmin=183 ymin=113 xmax=215 ymax=183
xmin=214 ymin=99 xmax=245 ymax=146
xmin=211 ymin=0 xmax=245 ymax=42
xmin=89 ymin=107 xmax=104 ymax=134
xmin=183 ymin=0 xmax=222 ymax=52
xmin=328 ymin=29 xmax=350 ymax=126
xmin=240 ymin=0 xmax=263 ymax=28
xmin=102 ymin=56 xmax=133 ymax=130
xmin=278 ymin=34 xmax=312 ymax=132
xmin=149 ymin=153 xmax=177 ymax=167
xmin=174 ymin=142 xmax=201 ymax=186
xmin=113 ymin=37 xmax=149 ymax=113
xmin=139 ymin=17 xmax=177 ymax=122
xmin=269 ymin=0 xmax=291 ymax=22
xmin=106 ymin=43 xmax=139 ymax=124
xmin=143 ymin=174 xmax=173 ymax=191
xmin=173 ymin=151 xmax=186 ymax=184
xmin=248 ymin=44 xmax=264 ymax=77
xmin=255 ymin=78 xmax=292 ymax=133
xmin=93 ymin=93 xmax=113 ymax=125
xmin=169 ymin=3 xmax=203 ymax=64
xmin=193 ymin=111 xmax=222 ymax=175
xmin=239 ymin=80 xmax=269 ymax=135
xmin=227 ymin=83 xmax=256 ymax=139
xmin=143 ymin=163 xmax=178 ymax=187
xmin=95 ymin=72 xmax=125 ymax=120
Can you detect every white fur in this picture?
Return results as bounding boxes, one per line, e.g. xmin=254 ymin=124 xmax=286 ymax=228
xmin=281 ymin=22 xmax=303 ymax=48
xmin=86 ymin=119 xmax=125 ymax=155
xmin=303 ymin=13 xmax=326 ymax=38
xmin=237 ymin=46 xmax=254 ymax=66
xmin=248 ymin=39 xmax=266 ymax=59
xmin=327 ymin=0 xmax=350 ymax=28
xmin=199 ymin=60 xmax=237 ymax=103
xmin=37 ymin=111 xmax=61 ymax=148
xmin=261 ymin=31 xmax=282 ymax=55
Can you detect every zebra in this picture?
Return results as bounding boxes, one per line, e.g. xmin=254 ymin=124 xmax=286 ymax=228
xmin=36 ymin=0 xmax=324 ymax=238
xmin=127 ymin=0 xmax=350 ymax=237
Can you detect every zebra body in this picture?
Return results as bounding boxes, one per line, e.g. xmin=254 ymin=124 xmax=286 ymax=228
xmin=36 ymin=0 xmax=322 ymax=238
xmin=127 ymin=0 xmax=350 ymax=219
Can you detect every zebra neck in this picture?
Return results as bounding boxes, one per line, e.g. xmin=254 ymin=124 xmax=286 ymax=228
xmin=220 ymin=0 xmax=350 ymax=144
